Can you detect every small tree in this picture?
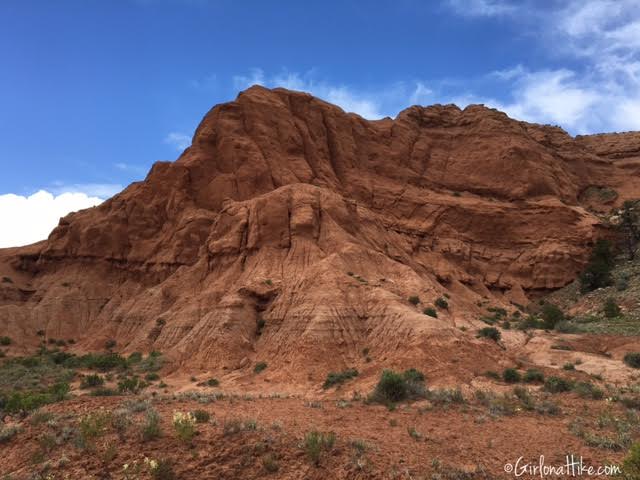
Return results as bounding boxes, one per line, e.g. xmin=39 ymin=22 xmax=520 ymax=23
xmin=603 ymin=298 xmax=621 ymax=318
xmin=540 ymin=303 xmax=564 ymax=329
xmin=579 ymin=239 xmax=615 ymax=293
xmin=618 ymin=200 xmax=640 ymax=260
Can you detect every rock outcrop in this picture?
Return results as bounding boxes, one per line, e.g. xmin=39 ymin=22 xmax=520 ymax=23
xmin=1 ymin=86 xmax=638 ymax=383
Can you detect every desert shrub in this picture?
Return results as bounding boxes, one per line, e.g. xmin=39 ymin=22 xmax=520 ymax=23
xmin=435 ymin=297 xmax=449 ymax=309
xmin=128 ymin=352 xmax=143 ymax=363
xmin=254 ymin=362 xmax=267 ymax=373
xmin=141 ymin=409 xmax=161 ymax=441
xmin=0 ymin=425 xmax=18 ymax=444
xmin=2 ymin=381 xmax=70 ymax=413
xmin=172 ymin=411 xmax=197 ymax=444
xmin=517 ymin=315 xmax=545 ymax=330
xmin=580 ymin=239 xmax=614 ymax=293
xmin=624 ymin=353 xmax=640 ymax=369
xmin=427 ymin=388 xmax=465 ymax=406
xmin=617 ymin=275 xmax=630 ymax=291
xmin=423 ymin=307 xmax=437 ymax=318
xmin=540 ymin=303 xmax=564 ymax=329
xmin=370 ymin=369 xmax=426 ymax=404
xmin=573 ymin=382 xmax=604 ymax=400
xmin=563 ymin=363 xmax=575 ymax=371
xmin=477 ymin=327 xmax=501 ymax=342
xmin=80 ymin=374 xmax=104 ymax=389
xmin=621 ymin=442 xmax=640 ymax=480
xmin=118 ymin=376 xmax=146 ymax=394
xmin=408 ymin=295 xmax=420 ymax=305
xmin=604 ymin=298 xmax=621 ymax=318
xmin=73 ymin=352 xmax=127 ymax=371
xmin=554 ymin=321 xmax=579 ymax=333
xmin=151 ymin=459 xmax=176 ymax=480
xmin=523 ymin=369 xmax=544 ymax=383
xmin=0 ymin=336 xmax=11 ymax=346
xmin=192 ymin=409 xmax=210 ymax=423
xmin=90 ymin=387 xmax=118 ymax=396
xmin=544 ymin=376 xmax=573 ymax=393
xmin=502 ymin=368 xmax=521 ymax=384
xmin=262 ymin=453 xmax=280 ymax=473
xmin=484 ymin=370 xmax=501 ymax=380
xmin=206 ymin=378 xmax=219 ymax=387
xmin=76 ymin=411 xmax=111 ymax=449
xmin=145 ymin=372 xmax=160 ymax=382
xmin=323 ymin=368 xmax=359 ymax=389
xmin=104 ymin=339 xmax=117 ymax=350
xmin=303 ymin=430 xmax=336 ymax=466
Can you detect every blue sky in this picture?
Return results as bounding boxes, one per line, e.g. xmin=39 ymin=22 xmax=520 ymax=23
xmin=2 ymin=0 xmax=640 ymax=246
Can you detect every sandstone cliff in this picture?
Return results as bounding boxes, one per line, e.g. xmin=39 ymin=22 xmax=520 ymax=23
xmin=1 ymin=86 xmax=638 ymax=383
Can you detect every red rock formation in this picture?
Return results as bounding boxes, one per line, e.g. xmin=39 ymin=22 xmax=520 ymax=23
xmin=1 ymin=86 xmax=638 ymax=382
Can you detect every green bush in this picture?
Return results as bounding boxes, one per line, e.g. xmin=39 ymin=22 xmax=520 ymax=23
xmin=141 ymin=409 xmax=161 ymax=441
xmin=80 ymin=374 xmax=105 ymax=389
xmin=192 ymin=409 xmax=210 ymax=423
xmin=423 ymin=307 xmax=437 ymax=318
xmin=477 ymin=327 xmax=501 ymax=342
xmin=323 ymin=368 xmax=359 ymax=389
xmin=624 ymin=353 xmax=640 ymax=369
xmin=540 ymin=303 xmax=564 ymax=329
xmin=206 ymin=378 xmax=219 ymax=387
xmin=0 ymin=425 xmax=18 ymax=444
xmin=118 ymin=377 xmax=146 ymax=394
xmin=579 ymin=239 xmax=614 ymax=293
xmin=573 ymin=382 xmax=604 ymax=400
xmin=502 ymin=368 xmax=521 ymax=384
xmin=523 ymin=369 xmax=544 ymax=383
xmin=0 ymin=336 xmax=11 ymax=346
xmin=151 ymin=460 xmax=176 ymax=480
xmin=544 ymin=376 xmax=573 ymax=393
xmin=370 ymin=369 xmax=426 ymax=404
xmin=604 ymin=298 xmax=621 ymax=318
xmin=408 ymin=295 xmax=420 ymax=306
xmin=435 ymin=297 xmax=449 ymax=309
xmin=620 ymin=442 xmax=640 ymax=480
xmin=254 ymin=362 xmax=267 ymax=374
xmin=303 ymin=430 xmax=336 ymax=466
xmin=145 ymin=372 xmax=160 ymax=382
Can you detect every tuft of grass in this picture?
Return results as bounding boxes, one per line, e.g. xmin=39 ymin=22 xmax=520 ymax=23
xmin=192 ymin=409 xmax=210 ymax=423
xmin=323 ymin=368 xmax=359 ymax=389
xmin=303 ymin=430 xmax=336 ymax=466
xmin=477 ymin=327 xmax=501 ymax=342
xmin=544 ymin=376 xmax=574 ymax=393
xmin=435 ymin=297 xmax=449 ymax=309
xmin=141 ymin=409 xmax=161 ymax=442
xmin=423 ymin=307 xmax=437 ymax=318
xmin=254 ymin=362 xmax=268 ymax=374
xmin=502 ymin=368 xmax=521 ymax=384
xmin=523 ymin=369 xmax=544 ymax=383
xmin=624 ymin=353 xmax=640 ymax=369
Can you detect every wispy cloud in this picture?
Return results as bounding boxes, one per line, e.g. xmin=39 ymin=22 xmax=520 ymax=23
xmin=444 ymin=0 xmax=640 ymax=134
xmin=446 ymin=0 xmax=516 ymax=17
xmin=48 ymin=183 xmax=123 ymax=198
xmin=232 ymin=69 xmax=435 ymax=119
xmin=114 ymin=162 xmax=149 ymax=176
xmin=164 ymin=132 xmax=191 ymax=151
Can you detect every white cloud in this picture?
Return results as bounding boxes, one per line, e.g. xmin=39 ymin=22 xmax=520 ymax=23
xmin=446 ymin=0 xmax=640 ymax=134
xmin=0 ymin=190 xmax=105 ymax=248
xmin=49 ymin=183 xmax=123 ymax=198
xmin=447 ymin=0 xmax=515 ymax=17
xmin=164 ymin=132 xmax=191 ymax=151
xmin=232 ymin=69 xmax=436 ymax=119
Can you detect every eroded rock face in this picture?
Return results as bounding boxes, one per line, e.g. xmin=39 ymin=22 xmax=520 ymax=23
xmin=1 ymin=86 xmax=638 ymax=380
